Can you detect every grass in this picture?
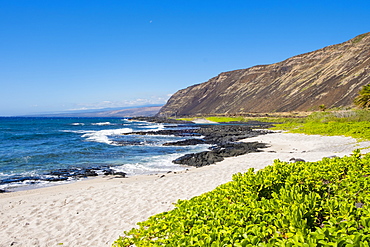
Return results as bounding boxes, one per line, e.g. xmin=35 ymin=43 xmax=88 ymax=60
xmin=273 ymin=110 xmax=370 ymax=141
xmin=206 ymin=116 xmax=247 ymax=122
xmin=179 ymin=110 xmax=370 ymax=141
xmin=278 ymin=121 xmax=370 ymax=140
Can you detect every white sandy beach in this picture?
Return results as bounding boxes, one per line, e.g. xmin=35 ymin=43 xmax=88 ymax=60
xmin=1 ymin=132 xmax=370 ymax=247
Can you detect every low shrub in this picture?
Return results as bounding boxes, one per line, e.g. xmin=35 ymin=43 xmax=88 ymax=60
xmin=273 ymin=110 xmax=370 ymax=140
xmin=113 ymin=150 xmax=370 ymax=246
xmin=206 ymin=116 xmax=247 ymax=122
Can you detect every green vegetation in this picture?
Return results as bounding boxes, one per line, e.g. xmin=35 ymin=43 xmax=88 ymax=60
xmin=113 ymin=150 xmax=370 ymax=246
xmin=277 ymin=121 xmax=370 ymax=141
xmin=206 ymin=116 xmax=247 ymax=122
xmin=202 ymin=116 xmax=303 ymax=124
xmin=354 ymin=84 xmax=370 ymax=109
xmin=318 ymin=104 xmax=326 ymax=112
xmin=180 ymin=110 xmax=370 ymax=141
xmin=273 ymin=110 xmax=370 ymax=141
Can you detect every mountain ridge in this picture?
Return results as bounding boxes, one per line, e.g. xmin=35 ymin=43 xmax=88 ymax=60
xmin=22 ymin=105 xmax=162 ymax=118
xmin=158 ymin=32 xmax=370 ymax=117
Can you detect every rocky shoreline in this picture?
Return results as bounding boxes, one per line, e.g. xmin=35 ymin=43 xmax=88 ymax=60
xmin=127 ymin=117 xmax=272 ymax=167
xmin=0 ymin=166 xmax=127 ymax=192
xmin=173 ymin=142 xmax=267 ymax=167
xmin=1 ymin=118 xmax=272 ymax=192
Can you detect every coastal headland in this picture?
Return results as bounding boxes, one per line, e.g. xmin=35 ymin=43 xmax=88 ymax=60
xmin=1 ymin=117 xmax=370 ymax=246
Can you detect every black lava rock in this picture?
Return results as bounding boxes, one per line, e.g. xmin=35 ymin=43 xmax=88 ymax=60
xmin=173 ymin=141 xmax=267 ymax=167
xmin=113 ymin=172 xmax=127 ymax=177
xmin=163 ymin=139 xmax=207 ymax=146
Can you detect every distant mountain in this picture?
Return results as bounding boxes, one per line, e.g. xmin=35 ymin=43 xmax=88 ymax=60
xmin=27 ymin=105 xmax=162 ymax=118
xmin=157 ymin=32 xmax=370 ymax=117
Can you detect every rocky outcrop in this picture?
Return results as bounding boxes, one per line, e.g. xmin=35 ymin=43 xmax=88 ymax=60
xmin=124 ymin=124 xmax=269 ymax=145
xmin=0 ymin=167 xmax=126 ymax=189
xmin=172 ymin=142 xmax=267 ymax=167
xmin=158 ymin=32 xmax=370 ymax=117
xmin=123 ymin=120 xmax=271 ymax=167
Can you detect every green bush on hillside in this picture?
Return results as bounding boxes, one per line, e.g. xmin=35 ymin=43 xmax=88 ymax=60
xmin=354 ymin=84 xmax=370 ymax=109
xmin=113 ymin=151 xmax=370 ymax=246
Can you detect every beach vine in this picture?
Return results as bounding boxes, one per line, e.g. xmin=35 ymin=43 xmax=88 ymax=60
xmin=113 ymin=150 xmax=370 ymax=246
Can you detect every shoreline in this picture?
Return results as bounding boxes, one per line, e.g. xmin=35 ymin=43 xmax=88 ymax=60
xmin=1 ymin=132 xmax=370 ymax=246
xmin=0 ymin=120 xmax=268 ymax=193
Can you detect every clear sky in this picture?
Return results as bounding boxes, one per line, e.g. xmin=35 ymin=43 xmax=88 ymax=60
xmin=0 ymin=0 xmax=369 ymax=116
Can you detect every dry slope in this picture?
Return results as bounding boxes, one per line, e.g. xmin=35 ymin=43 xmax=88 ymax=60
xmin=158 ymin=32 xmax=370 ymax=117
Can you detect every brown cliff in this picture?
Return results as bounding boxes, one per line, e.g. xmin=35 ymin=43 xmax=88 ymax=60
xmin=158 ymin=32 xmax=370 ymax=117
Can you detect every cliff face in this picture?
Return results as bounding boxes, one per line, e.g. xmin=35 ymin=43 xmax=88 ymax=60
xmin=158 ymin=33 xmax=370 ymax=117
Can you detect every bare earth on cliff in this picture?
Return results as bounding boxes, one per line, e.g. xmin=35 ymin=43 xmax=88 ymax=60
xmin=158 ymin=32 xmax=370 ymax=117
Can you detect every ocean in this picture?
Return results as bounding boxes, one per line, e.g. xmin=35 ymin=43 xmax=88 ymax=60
xmin=0 ymin=117 xmax=209 ymax=191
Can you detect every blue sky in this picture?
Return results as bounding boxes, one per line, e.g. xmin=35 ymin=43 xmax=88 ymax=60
xmin=0 ymin=0 xmax=369 ymax=116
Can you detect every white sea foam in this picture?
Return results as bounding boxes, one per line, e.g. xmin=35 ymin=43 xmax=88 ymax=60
xmin=81 ymin=128 xmax=133 ymax=145
xmin=61 ymin=130 xmax=95 ymax=134
xmin=113 ymin=160 xmax=185 ymax=176
xmin=0 ymin=172 xmax=10 ymax=180
xmin=71 ymin=123 xmax=85 ymax=126
xmin=140 ymin=123 xmax=165 ymax=132
xmin=125 ymin=119 xmax=147 ymax=123
xmin=112 ymin=151 xmax=205 ymax=176
xmin=125 ymin=120 xmax=165 ymax=129
xmin=92 ymin=122 xmax=113 ymax=126
xmin=0 ymin=177 xmax=74 ymax=192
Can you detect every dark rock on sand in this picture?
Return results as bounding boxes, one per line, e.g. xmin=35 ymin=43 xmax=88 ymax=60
xmin=127 ymin=117 xmax=271 ymax=168
xmin=99 ymin=167 xmax=126 ymax=177
xmin=112 ymin=172 xmax=127 ymax=177
xmin=83 ymin=170 xmax=99 ymax=177
xmin=44 ymin=177 xmax=69 ymax=182
xmin=50 ymin=168 xmax=99 ymax=178
xmin=173 ymin=142 xmax=267 ymax=167
xmin=163 ymin=139 xmax=207 ymax=146
xmin=213 ymin=142 xmax=267 ymax=157
xmin=102 ymin=168 xmax=115 ymax=175
xmin=0 ymin=166 xmax=127 ymax=190
xmin=173 ymin=151 xmax=224 ymax=167
xmin=0 ymin=175 xmax=40 ymax=185
xmin=195 ymin=125 xmax=266 ymax=144
xmin=50 ymin=169 xmax=73 ymax=177
xmin=289 ymin=158 xmax=306 ymax=163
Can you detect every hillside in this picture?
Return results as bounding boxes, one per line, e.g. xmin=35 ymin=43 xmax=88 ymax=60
xmin=157 ymin=32 xmax=370 ymax=117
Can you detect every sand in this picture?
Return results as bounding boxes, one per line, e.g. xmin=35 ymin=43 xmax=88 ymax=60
xmin=1 ymin=132 xmax=370 ymax=246
xmin=190 ymin=118 xmax=218 ymax=124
